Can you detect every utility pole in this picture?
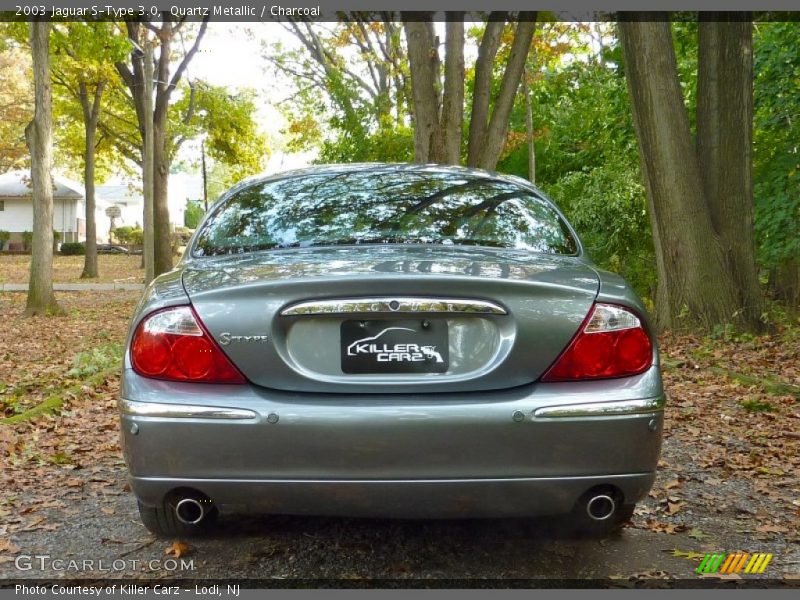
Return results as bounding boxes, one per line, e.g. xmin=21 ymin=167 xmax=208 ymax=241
xmin=201 ymin=138 xmax=208 ymax=212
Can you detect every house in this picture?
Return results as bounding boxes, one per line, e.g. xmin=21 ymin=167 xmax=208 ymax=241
xmin=0 ymin=170 xmax=108 ymax=249
xmin=0 ymin=170 xmax=197 ymax=251
xmin=97 ymin=173 xmax=195 ymax=232
xmin=96 ymin=183 xmax=143 ymax=229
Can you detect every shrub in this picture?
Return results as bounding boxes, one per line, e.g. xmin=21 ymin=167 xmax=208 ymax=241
xmin=60 ymin=242 xmax=85 ymax=255
xmin=128 ymin=228 xmax=144 ymax=245
xmin=184 ymin=200 xmax=205 ymax=229
xmin=0 ymin=230 xmax=9 ymax=250
xmin=21 ymin=231 xmax=32 ymax=251
xmin=174 ymin=227 xmax=193 ymax=245
xmin=112 ymin=225 xmax=134 ymax=244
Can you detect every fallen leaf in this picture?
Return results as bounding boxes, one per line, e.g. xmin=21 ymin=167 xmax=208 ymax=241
xmin=756 ymin=523 xmax=789 ymax=533
xmin=0 ymin=539 xmax=20 ymax=553
xmin=667 ymin=501 xmax=687 ymax=515
xmin=668 ymin=549 xmax=706 ymax=560
xmin=165 ymin=540 xmax=191 ymax=559
xmin=688 ymin=528 xmax=710 ymax=541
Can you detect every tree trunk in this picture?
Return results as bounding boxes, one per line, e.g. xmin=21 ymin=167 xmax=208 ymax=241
xmin=79 ymin=81 xmax=105 ymax=280
xmin=152 ymin=23 xmax=174 ymax=276
xmin=152 ymin=117 xmax=173 ymax=275
xmin=697 ymin=15 xmax=764 ymax=331
xmin=441 ymin=14 xmax=465 ymax=165
xmin=117 ymin=17 xmax=207 ymax=278
xmin=523 ymin=66 xmax=535 ymax=184
xmin=771 ymin=259 xmax=799 ymax=315
xmin=142 ymin=40 xmax=155 ymax=284
xmin=467 ymin=16 xmax=505 ymax=167
xmin=402 ymin=17 xmax=445 ymax=163
xmin=24 ymin=20 xmax=60 ymax=317
xmin=477 ymin=16 xmax=536 ymax=171
xmin=619 ymin=19 xmax=741 ymax=332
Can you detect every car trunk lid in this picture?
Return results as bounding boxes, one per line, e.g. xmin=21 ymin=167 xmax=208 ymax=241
xmin=182 ymin=246 xmax=599 ymax=393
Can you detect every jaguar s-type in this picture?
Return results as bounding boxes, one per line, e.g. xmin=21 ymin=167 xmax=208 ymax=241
xmin=119 ymin=164 xmax=664 ymax=536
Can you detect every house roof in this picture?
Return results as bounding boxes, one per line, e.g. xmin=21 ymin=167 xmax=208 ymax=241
xmin=0 ymin=170 xmax=85 ymax=200
xmin=97 ymin=184 xmax=142 ymax=205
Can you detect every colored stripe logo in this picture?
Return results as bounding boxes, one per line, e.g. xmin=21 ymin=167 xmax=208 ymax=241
xmin=697 ymin=552 xmax=773 ymax=574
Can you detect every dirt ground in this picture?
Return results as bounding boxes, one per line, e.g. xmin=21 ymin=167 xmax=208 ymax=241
xmin=0 ymin=255 xmax=144 ymax=285
xmin=0 ymin=291 xmax=798 ymax=585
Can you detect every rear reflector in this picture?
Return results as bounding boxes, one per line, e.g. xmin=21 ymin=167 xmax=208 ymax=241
xmin=541 ymin=303 xmax=653 ymax=382
xmin=130 ymin=306 xmax=246 ymax=384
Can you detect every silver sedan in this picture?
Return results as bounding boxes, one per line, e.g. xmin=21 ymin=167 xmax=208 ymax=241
xmin=119 ymin=164 xmax=664 ymax=537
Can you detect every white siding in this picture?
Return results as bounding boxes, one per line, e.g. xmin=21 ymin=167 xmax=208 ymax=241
xmin=0 ymin=197 xmax=93 ymax=242
xmin=0 ymin=198 xmax=34 ymax=232
xmin=53 ymin=198 xmax=77 ymax=234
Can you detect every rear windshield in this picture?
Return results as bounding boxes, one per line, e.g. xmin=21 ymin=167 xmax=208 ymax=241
xmin=193 ymin=168 xmax=578 ymax=257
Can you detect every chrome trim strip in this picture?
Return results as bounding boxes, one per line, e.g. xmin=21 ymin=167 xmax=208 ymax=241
xmin=533 ymin=396 xmax=665 ymax=419
xmin=281 ymin=297 xmax=507 ymax=316
xmin=119 ymin=398 xmax=257 ymax=420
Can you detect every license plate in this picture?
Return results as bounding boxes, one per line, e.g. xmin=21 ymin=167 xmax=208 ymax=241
xmin=341 ymin=319 xmax=449 ymax=374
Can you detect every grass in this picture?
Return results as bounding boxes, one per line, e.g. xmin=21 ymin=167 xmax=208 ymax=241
xmin=739 ymin=398 xmax=777 ymax=413
xmin=0 ymin=254 xmax=144 ymax=284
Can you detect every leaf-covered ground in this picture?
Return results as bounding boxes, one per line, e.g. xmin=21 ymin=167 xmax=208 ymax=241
xmin=0 ymin=255 xmax=144 ymax=284
xmin=0 ymin=291 xmax=798 ymax=583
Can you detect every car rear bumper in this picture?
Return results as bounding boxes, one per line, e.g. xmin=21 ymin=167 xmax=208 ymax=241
xmin=129 ymin=473 xmax=656 ymax=519
xmin=119 ymin=366 xmax=664 ymax=518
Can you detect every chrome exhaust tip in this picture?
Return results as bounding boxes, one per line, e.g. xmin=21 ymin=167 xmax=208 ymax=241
xmin=175 ymin=497 xmax=205 ymax=525
xmin=586 ymin=494 xmax=616 ymax=521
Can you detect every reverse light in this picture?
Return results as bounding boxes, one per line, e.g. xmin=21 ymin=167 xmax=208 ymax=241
xmin=541 ymin=303 xmax=653 ymax=382
xmin=130 ymin=306 xmax=246 ymax=384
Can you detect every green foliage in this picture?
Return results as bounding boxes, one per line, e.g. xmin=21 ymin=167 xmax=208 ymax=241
xmin=112 ymin=225 xmax=134 ymax=244
xmin=172 ymin=83 xmax=268 ymax=181
xmin=21 ymin=231 xmax=32 ymax=250
xmin=49 ymin=22 xmax=132 ymax=180
xmin=114 ymin=226 xmax=143 ymax=245
xmin=498 ymin=55 xmax=655 ymax=299
xmin=318 ymin=123 xmax=414 ymax=164
xmin=184 ymin=200 xmax=205 ymax=229
xmin=60 ymin=242 xmax=85 ymax=256
xmin=546 ymin=158 xmax=656 ymax=299
xmin=738 ymin=398 xmax=775 ymax=413
xmin=753 ymin=22 xmax=800 ymax=274
xmin=265 ymin=20 xmax=411 ymax=164
xmin=128 ymin=228 xmax=143 ymax=245
xmin=0 ymin=230 xmax=10 ymax=249
xmin=66 ymin=343 xmax=123 ymax=379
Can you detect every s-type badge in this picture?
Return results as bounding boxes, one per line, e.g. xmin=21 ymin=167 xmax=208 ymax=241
xmin=218 ymin=332 xmax=270 ymax=346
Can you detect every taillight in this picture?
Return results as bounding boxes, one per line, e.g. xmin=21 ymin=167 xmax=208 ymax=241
xmin=541 ymin=303 xmax=653 ymax=382
xmin=130 ymin=306 xmax=246 ymax=384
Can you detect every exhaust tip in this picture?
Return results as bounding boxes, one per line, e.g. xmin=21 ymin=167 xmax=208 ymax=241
xmin=586 ymin=494 xmax=616 ymax=521
xmin=175 ymin=497 xmax=205 ymax=525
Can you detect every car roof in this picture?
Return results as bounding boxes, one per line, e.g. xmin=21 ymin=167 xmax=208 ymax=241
xmin=232 ymin=163 xmax=538 ymax=194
